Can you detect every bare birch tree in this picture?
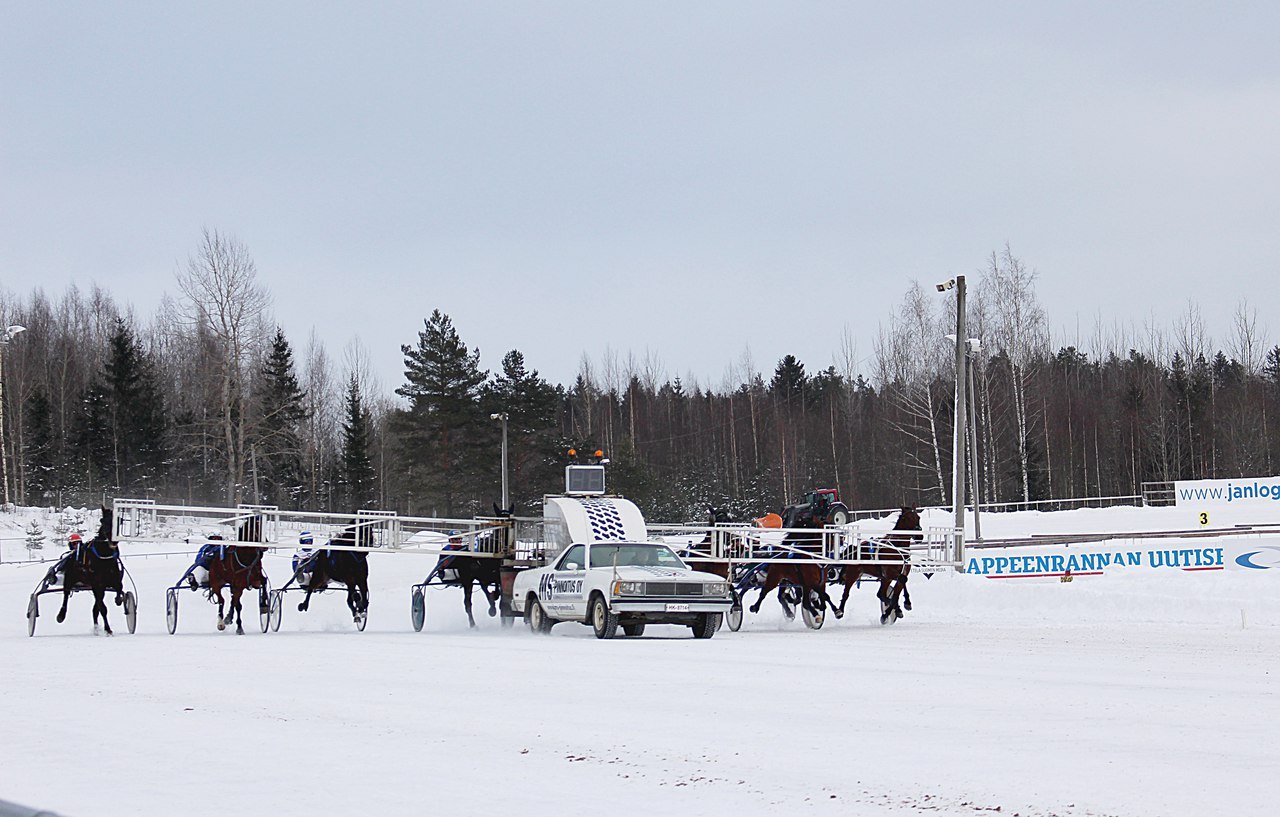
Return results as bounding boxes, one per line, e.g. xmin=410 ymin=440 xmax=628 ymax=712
xmin=985 ymin=245 xmax=1047 ymax=501
xmin=176 ymin=228 xmax=271 ymax=503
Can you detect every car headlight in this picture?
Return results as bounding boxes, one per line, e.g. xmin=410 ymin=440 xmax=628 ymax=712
xmin=703 ymin=582 xmax=729 ymax=597
xmin=613 ymin=581 xmax=646 ymax=596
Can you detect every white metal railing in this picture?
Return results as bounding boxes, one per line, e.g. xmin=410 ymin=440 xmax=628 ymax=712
xmin=1141 ymin=481 xmax=1175 ymax=506
xmin=109 ymin=499 xmax=515 ymax=558
xmin=647 ymin=521 xmax=958 ymax=572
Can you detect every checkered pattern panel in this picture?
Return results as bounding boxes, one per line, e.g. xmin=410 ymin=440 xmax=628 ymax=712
xmin=578 ymin=498 xmax=627 ymax=541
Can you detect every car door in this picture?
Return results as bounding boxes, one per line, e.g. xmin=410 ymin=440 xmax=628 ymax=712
xmin=540 ymin=543 xmax=586 ymax=619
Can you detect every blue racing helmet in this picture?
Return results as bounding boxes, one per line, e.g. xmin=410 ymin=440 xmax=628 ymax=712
xmin=299 ymin=531 xmax=313 ymax=545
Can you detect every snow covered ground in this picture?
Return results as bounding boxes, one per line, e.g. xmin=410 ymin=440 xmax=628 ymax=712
xmin=3 ymin=505 xmax=1279 ymax=817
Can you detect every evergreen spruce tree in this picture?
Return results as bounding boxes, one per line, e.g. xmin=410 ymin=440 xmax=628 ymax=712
xmin=251 ymin=329 xmax=308 ymax=506
xmin=394 ymin=310 xmax=488 ymax=516
xmin=485 ymin=349 xmax=562 ymax=509
xmin=341 ymin=374 xmax=377 ymax=510
xmin=770 ymin=355 xmax=808 ymax=401
xmin=74 ymin=381 xmax=114 ymax=495
xmin=100 ymin=319 xmax=168 ymax=493
xmin=23 ymin=390 xmax=56 ymax=503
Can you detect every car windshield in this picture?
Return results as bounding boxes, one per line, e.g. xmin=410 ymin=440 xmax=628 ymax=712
xmin=590 ymin=544 xmax=686 ymax=569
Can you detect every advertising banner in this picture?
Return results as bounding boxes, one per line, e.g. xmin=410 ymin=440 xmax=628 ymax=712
xmin=964 ymin=538 xmax=1280 ymax=579
xmin=1174 ymin=476 xmax=1280 ymax=508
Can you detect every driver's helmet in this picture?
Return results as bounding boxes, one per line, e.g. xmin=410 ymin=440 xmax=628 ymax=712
xmin=208 ymin=530 xmax=224 ymax=541
xmin=299 ymin=531 xmax=313 ymax=545
xmin=68 ymin=532 xmax=82 ymax=544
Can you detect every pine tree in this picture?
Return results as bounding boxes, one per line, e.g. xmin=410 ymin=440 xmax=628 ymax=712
xmin=74 ymin=381 xmax=114 ymax=493
xmin=341 ymin=374 xmax=377 ymax=510
xmin=251 ymin=328 xmax=307 ymax=506
xmin=100 ymin=319 xmax=168 ymax=493
xmin=485 ymin=349 xmax=562 ymax=509
xmin=394 ymin=310 xmax=489 ymax=516
xmin=770 ymin=355 xmax=808 ymax=401
xmin=26 ymin=518 xmax=45 ymax=553
xmin=23 ymin=389 xmax=56 ymax=503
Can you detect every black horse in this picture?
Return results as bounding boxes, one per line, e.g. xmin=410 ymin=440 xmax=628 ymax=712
xmin=298 ymin=523 xmax=371 ymax=627
xmin=52 ymin=507 xmax=127 ymax=635
xmin=426 ymin=530 xmax=503 ymax=628
xmin=830 ymin=507 xmax=920 ymax=624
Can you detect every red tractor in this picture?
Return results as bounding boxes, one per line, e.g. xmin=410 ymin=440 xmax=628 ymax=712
xmin=780 ymin=488 xmax=851 ymax=528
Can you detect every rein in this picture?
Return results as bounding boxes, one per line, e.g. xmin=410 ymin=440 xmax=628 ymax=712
xmin=232 ymin=546 xmax=262 ymax=571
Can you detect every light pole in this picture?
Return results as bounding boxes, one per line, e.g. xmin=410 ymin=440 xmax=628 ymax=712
xmin=490 ymin=412 xmax=509 ymax=512
xmin=937 ymin=278 xmax=966 ymax=568
xmin=966 ymin=338 xmax=982 ymax=541
xmin=0 ymin=324 xmax=28 ymax=508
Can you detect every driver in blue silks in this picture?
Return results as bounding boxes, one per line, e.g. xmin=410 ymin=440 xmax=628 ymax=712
xmin=181 ymin=533 xmax=224 ymax=590
xmin=293 ymin=531 xmax=317 ymax=584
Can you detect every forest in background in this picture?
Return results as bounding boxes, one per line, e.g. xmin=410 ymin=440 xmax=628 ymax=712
xmin=3 ymin=231 xmax=1280 ymax=522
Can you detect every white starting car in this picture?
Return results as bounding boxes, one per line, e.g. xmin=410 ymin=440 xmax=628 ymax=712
xmin=512 ymin=540 xmax=732 ymax=639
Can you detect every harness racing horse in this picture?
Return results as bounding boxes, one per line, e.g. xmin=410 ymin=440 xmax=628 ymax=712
xmin=415 ymin=529 xmax=504 ymax=629
xmin=746 ymin=560 xmax=831 ymax=625
xmin=53 ymin=508 xmax=128 ymax=635
xmin=743 ymin=504 xmax=835 ymax=627
xmin=830 ymin=507 xmax=920 ymax=625
xmin=205 ymin=515 xmax=269 ymax=634
xmin=298 ymin=523 xmax=371 ymax=628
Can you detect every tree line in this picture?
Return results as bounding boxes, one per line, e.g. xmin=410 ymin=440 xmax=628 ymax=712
xmin=3 ymin=233 xmax=1279 ymax=522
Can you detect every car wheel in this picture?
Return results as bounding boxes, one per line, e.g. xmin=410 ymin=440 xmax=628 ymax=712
xmin=527 ymin=596 xmax=553 ymax=634
xmin=691 ymin=612 xmax=720 ymax=639
xmin=590 ymin=594 xmax=619 ymax=639
xmin=622 ymin=622 xmax=645 ymax=637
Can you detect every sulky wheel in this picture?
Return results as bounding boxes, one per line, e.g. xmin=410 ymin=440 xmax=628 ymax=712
xmin=258 ymin=584 xmax=272 ymax=634
xmin=411 ymin=586 xmax=426 ymax=632
xmin=27 ymin=594 xmax=39 ymax=637
xmin=801 ymin=601 xmax=825 ymax=630
xmin=268 ymin=590 xmax=283 ymax=632
xmin=124 ymin=592 xmax=138 ymax=634
xmin=726 ymin=591 xmax=743 ymax=632
xmin=166 ymin=588 xmax=178 ymax=634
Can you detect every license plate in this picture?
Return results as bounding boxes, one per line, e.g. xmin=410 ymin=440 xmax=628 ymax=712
xmin=665 ymin=603 xmax=691 ymax=612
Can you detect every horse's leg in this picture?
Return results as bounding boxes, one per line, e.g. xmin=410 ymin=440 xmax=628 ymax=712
xmin=462 ymin=580 xmax=477 ymax=628
xmin=232 ymin=586 xmax=245 ymax=635
xmin=56 ymin=582 xmax=72 ymax=624
xmin=95 ymin=586 xmax=112 ymax=635
xmin=814 ymin=573 xmax=834 ymax=617
xmin=298 ymin=584 xmax=314 ymax=612
xmin=877 ymin=576 xmax=895 ymax=624
xmin=213 ymin=585 xmax=227 ymax=631
xmin=901 ymin=570 xmax=912 ymax=612
xmin=481 ymin=579 xmax=498 ymax=617
xmin=834 ymin=569 xmax=857 ymax=618
xmin=749 ymin=570 xmax=778 ymax=614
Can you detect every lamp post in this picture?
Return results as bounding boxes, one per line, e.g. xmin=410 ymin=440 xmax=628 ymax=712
xmin=0 ymin=324 xmax=28 ymax=508
xmin=966 ymin=338 xmax=982 ymax=541
xmin=490 ymin=412 xmax=509 ymax=512
xmin=937 ymin=278 xmax=966 ymax=568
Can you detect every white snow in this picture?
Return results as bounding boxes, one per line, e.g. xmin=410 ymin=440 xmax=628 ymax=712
xmin=2 ymin=504 xmax=1279 ymax=817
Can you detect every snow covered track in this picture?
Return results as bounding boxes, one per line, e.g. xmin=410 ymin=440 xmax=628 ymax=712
xmin=4 ymin=547 xmax=1279 ymax=817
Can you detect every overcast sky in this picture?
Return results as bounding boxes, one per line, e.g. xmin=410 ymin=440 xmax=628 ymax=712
xmin=3 ymin=2 xmax=1278 ymax=391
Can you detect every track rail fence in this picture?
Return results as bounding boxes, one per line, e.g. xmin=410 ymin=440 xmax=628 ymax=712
xmin=647 ymin=522 xmax=959 ymax=572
